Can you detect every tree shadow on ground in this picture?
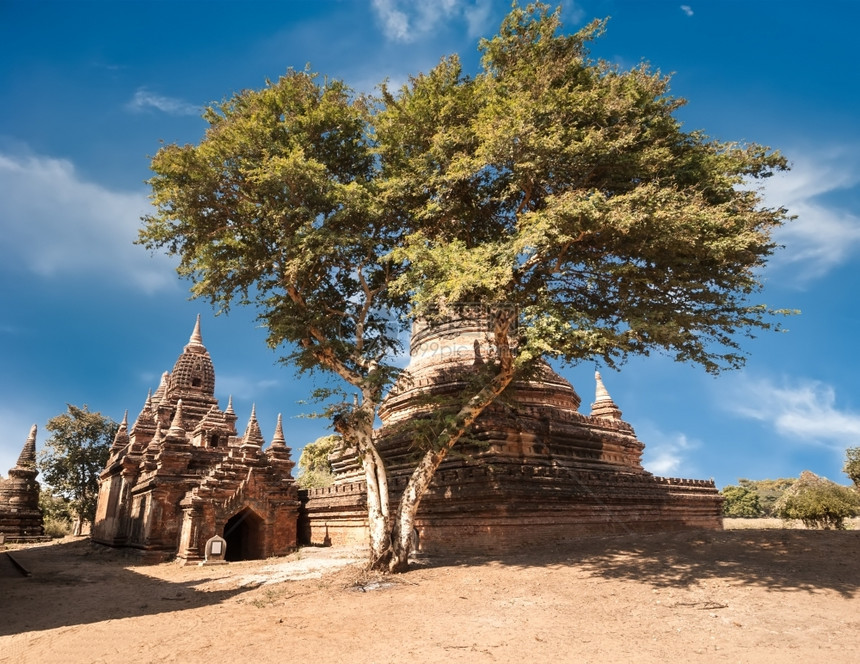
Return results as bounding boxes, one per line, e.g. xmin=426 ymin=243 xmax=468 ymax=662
xmin=414 ymin=529 xmax=860 ymax=598
xmin=0 ymin=539 xmax=250 ymax=636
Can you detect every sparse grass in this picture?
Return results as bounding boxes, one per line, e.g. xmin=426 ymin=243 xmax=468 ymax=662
xmin=724 ymin=516 xmax=860 ymax=530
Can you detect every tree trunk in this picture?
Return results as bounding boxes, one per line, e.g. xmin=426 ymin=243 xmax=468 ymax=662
xmin=363 ymin=448 xmax=392 ymax=568
xmin=386 ymin=312 xmax=519 ymax=573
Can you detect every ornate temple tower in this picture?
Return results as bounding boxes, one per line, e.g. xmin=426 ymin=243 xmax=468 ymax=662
xmin=0 ymin=425 xmax=45 ymax=540
xmin=92 ymin=317 xmax=299 ymax=563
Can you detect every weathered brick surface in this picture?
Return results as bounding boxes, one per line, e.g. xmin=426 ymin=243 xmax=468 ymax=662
xmin=0 ymin=425 xmax=46 ymax=541
xmin=304 ymin=315 xmax=723 ymax=554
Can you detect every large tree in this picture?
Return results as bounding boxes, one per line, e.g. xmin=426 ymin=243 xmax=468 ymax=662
xmin=38 ymin=404 xmax=118 ymax=535
xmin=140 ymin=3 xmax=792 ymax=572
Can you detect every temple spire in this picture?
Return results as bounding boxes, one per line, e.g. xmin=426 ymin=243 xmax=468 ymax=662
xmin=241 ymin=404 xmax=264 ymax=449
xmin=111 ymin=411 xmax=130 ymax=452
xmin=168 ymin=400 xmax=186 ymax=437
xmin=14 ymin=424 xmax=38 ymax=471
xmin=270 ymin=414 xmax=287 ymax=449
xmin=590 ymin=371 xmax=623 ymax=420
xmin=187 ymin=314 xmax=204 ymax=349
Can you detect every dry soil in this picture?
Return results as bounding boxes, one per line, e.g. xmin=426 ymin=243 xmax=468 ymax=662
xmin=1 ymin=526 xmax=858 ymax=663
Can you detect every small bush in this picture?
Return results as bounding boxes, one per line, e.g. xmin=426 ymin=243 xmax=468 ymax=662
xmin=721 ymin=485 xmax=763 ymax=517
xmin=43 ymin=516 xmax=73 ymax=538
xmin=296 ymin=468 xmax=336 ymax=489
xmin=775 ymin=470 xmax=860 ymax=529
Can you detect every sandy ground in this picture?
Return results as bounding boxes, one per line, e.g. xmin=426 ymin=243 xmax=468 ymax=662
xmin=1 ymin=525 xmax=859 ymax=664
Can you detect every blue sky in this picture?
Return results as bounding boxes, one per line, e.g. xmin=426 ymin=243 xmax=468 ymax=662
xmin=1 ymin=1 xmax=859 ymax=490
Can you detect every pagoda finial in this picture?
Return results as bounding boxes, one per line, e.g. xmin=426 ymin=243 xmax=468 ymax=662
xmin=168 ymin=400 xmax=186 ymax=436
xmin=188 ymin=314 xmax=204 ymax=348
xmin=152 ymin=372 xmax=169 ymax=405
xmin=225 ymin=395 xmax=235 ymax=416
xmin=270 ymin=414 xmax=287 ymax=448
xmin=594 ymin=371 xmax=612 ymax=402
xmin=241 ymin=404 xmax=264 ymax=448
xmin=111 ymin=411 xmax=130 ymax=452
xmin=147 ymin=420 xmax=164 ymax=453
xmin=14 ymin=424 xmax=38 ymax=471
xmin=590 ymin=371 xmax=623 ymax=420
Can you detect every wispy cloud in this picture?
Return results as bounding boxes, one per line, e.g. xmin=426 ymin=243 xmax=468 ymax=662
xmin=680 ymin=5 xmax=694 ymax=17
xmin=763 ymin=147 xmax=860 ymax=283
xmin=640 ymin=426 xmax=702 ymax=477
xmin=216 ymin=375 xmax=281 ymax=401
xmin=371 ymin=0 xmax=495 ymax=43
xmin=0 ymin=151 xmax=179 ymax=293
xmin=722 ymin=374 xmax=860 ymax=450
xmin=126 ymin=88 xmax=200 ymax=116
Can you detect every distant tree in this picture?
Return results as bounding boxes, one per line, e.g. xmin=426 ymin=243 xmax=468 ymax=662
xmin=720 ymin=484 xmax=763 ymax=517
xmin=296 ymin=435 xmax=339 ymax=489
xmin=37 ymin=404 xmax=117 ymax=535
xmin=774 ymin=470 xmax=860 ymax=529
xmin=738 ymin=478 xmax=795 ymax=517
xmin=843 ymin=447 xmax=860 ymax=488
xmin=139 ymin=3 xmax=792 ymax=572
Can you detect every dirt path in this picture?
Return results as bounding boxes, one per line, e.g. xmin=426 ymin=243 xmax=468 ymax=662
xmin=1 ymin=529 xmax=858 ymax=663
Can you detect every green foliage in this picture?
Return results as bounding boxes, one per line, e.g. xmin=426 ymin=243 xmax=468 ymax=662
xmin=738 ymin=477 xmax=795 ymax=517
xmin=140 ymin=2 xmax=792 ymax=402
xmin=298 ymin=435 xmax=339 ymax=474
xmin=774 ymin=471 xmax=860 ymax=529
xmin=296 ymin=435 xmax=339 ymax=489
xmin=37 ymin=404 xmax=117 ymax=526
xmin=720 ymin=484 xmax=763 ymax=517
xmin=379 ymin=2 xmax=793 ymax=374
xmin=843 ymin=447 xmax=860 ymax=488
xmin=295 ymin=468 xmax=336 ymax=490
xmin=136 ymin=2 xmax=795 ymax=569
xmin=39 ymin=489 xmax=74 ymax=538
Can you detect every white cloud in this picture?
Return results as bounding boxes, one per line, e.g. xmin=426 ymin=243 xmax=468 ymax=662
xmin=763 ymin=148 xmax=860 ymax=282
xmin=0 ymin=151 xmax=179 ymax=293
xmin=371 ymin=0 xmax=495 ymax=43
xmin=723 ymin=374 xmax=860 ymax=449
xmin=126 ymin=88 xmax=200 ymax=116
xmin=680 ymin=5 xmax=694 ymax=17
xmin=641 ymin=428 xmax=701 ymax=477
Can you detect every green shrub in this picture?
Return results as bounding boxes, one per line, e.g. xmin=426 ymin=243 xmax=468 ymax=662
xmin=775 ymin=470 xmax=860 ymax=529
xmin=43 ymin=516 xmax=73 ymax=538
xmin=738 ymin=477 xmax=795 ymax=517
xmin=296 ymin=468 xmax=336 ymax=489
xmin=721 ymin=485 xmax=763 ymax=517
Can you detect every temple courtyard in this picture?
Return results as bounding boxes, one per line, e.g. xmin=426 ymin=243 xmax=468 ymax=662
xmin=1 ymin=524 xmax=858 ymax=663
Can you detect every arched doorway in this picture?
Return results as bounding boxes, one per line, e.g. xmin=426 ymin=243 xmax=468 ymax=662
xmin=223 ymin=508 xmax=265 ymax=561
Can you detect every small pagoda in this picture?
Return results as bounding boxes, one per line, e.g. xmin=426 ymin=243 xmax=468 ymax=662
xmin=0 ymin=425 xmax=46 ymax=541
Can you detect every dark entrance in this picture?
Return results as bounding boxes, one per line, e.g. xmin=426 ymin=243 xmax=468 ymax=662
xmin=223 ymin=508 xmax=265 ymax=561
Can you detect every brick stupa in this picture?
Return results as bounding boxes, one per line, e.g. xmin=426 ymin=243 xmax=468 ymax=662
xmin=0 ymin=425 xmax=46 ymax=541
xmin=303 ymin=313 xmax=723 ymax=554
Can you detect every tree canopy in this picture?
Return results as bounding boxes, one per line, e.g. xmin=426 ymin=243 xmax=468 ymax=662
xmin=139 ymin=3 xmax=792 ymax=571
xmin=774 ymin=471 xmax=860 ymax=529
xmin=720 ymin=484 xmax=763 ymax=518
xmin=295 ymin=435 xmax=339 ymax=489
xmin=38 ymin=404 xmax=118 ymax=533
